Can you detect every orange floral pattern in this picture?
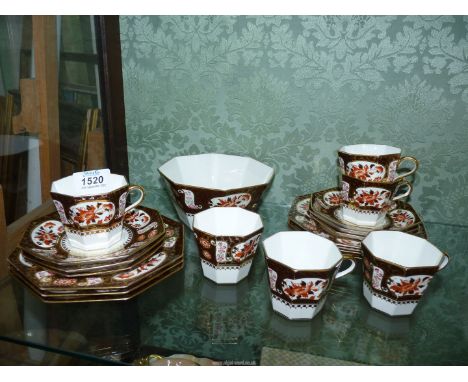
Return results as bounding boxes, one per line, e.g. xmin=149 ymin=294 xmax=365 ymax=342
xmin=53 ymin=278 xmax=78 ymax=286
xmin=388 ymin=209 xmax=415 ymax=228
xmin=347 ymin=162 xmax=385 ymax=181
xmin=296 ymin=198 xmax=310 ymax=214
xmin=387 ymin=275 xmax=432 ymax=297
xmin=70 ymin=202 xmax=115 ymax=226
xmin=113 ymin=253 xmax=167 ymax=280
xmin=353 ymin=188 xmax=390 ymax=208
xmin=199 ymin=237 xmax=211 ymax=249
xmin=125 ymin=209 xmax=151 ymax=228
xmin=231 ymin=234 xmax=261 ymax=262
xmin=31 ymin=220 xmax=64 ymax=248
xmin=232 ymin=240 xmax=256 ymax=262
xmin=209 ymin=193 xmax=251 ymax=208
xmin=323 ymin=191 xmax=342 ymax=206
xmin=282 ymin=278 xmax=328 ymax=301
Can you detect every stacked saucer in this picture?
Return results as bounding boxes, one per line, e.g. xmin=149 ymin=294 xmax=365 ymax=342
xmin=288 ymin=191 xmax=427 ymax=259
xmin=288 ymin=144 xmax=426 ymax=259
xmin=8 ymin=207 xmax=184 ymax=303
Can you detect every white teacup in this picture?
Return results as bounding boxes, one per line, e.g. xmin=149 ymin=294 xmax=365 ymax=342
xmin=50 ymin=173 xmax=144 ymax=251
xmin=193 ymin=207 xmax=264 ymax=284
xmin=362 ymin=231 xmax=449 ymax=316
xmin=263 ymin=231 xmax=355 ymax=320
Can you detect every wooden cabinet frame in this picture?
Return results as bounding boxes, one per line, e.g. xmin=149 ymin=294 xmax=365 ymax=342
xmin=1 ymin=16 xmax=129 ymax=276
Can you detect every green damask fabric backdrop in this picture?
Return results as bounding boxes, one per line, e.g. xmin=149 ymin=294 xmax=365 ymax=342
xmin=120 ymin=16 xmax=468 ymax=225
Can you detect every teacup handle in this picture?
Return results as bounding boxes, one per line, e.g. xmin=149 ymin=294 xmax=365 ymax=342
xmin=391 ymin=180 xmax=413 ymax=202
xmin=335 ymin=258 xmax=356 ymax=279
xmin=438 ymin=253 xmax=450 ymax=271
xmin=124 ymin=185 xmax=145 ymax=214
xmin=394 ymin=156 xmax=419 ymax=181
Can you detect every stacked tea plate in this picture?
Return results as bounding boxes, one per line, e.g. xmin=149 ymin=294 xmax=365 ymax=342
xmin=8 ymin=171 xmax=185 ymax=303
xmin=288 ymin=191 xmax=427 ymax=259
xmin=288 ymin=145 xmax=426 ymax=259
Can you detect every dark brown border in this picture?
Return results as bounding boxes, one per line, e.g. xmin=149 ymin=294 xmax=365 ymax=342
xmin=94 ymin=16 xmax=129 ymax=179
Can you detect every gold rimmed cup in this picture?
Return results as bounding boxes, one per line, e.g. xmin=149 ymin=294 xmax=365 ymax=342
xmin=340 ymin=174 xmax=412 ymax=227
xmin=50 ymin=173 xmax=145 ymax=252
xmin=362 ymin=231 xmax=449 ymax=316
xmin=263 ymin=231 xmax=355 ymax=320
xmin=338 ymin=144 xmax=418 ymax=182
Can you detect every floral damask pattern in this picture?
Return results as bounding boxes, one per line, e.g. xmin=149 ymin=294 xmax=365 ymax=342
xmin=122 ymin=16 xmax=468 ymax=225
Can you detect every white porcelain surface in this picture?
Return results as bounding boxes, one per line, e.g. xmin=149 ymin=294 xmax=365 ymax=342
xmin=271 ymin=295 xmax=327 ymax=320
xmin=363 ymin=281 xmax=418 ymax=316
xmin=51 ymin=173 xmax=128 ymax=197
xmin=193 ymin=207 xmax=263 ymax=237
xmin=159 ymin=153 xmax=274 ymax=190
xmin=194 ymin=207 xmax=263 ymax=284
xmin=201 ymin=259 xmax=253 ymax=284
xmin=263 ymin=231 xmax=342 ymax=270
xmin=62 ymin=226 xmax=129 ymax=256
xmin=362 ymin=231 xmax=448 ymax=316
xmin=64 ymin=223 xmax=123 ymax=252
xmin=341 ymin=205 xmax=387 ymax=227
xmin=362 ymin=231 xmax=445 ymax=268
xmin=339 ymin=144 xmax=401 ymax=156
xmin=264 ymin=231 xmax=356 ymax=320
xmin=50 ymin=174 xmax=145 ymax=251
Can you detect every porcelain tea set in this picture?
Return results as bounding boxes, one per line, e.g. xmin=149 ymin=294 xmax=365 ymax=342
xmin=9 ymin=146 xmax=448 ymax=316
xmin=157 ymin=148 xmax=448 ymax=319
xmin=9 ymin=169 xmax=185 ymax=303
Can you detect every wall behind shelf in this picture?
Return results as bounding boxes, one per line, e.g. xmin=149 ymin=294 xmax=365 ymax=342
xmin=121 ymin=16 xmax=468 ymax=225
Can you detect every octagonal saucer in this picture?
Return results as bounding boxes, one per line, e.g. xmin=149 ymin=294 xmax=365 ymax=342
xmin=309 ymin=188 xmax=423 ymax=235
xmin=19 ymin=206 xmax=165 ymax=271
xmin=9 ymin=215 xmax=184 ymax=300
xmin=288 ymin=193 xmax=427 ymax=260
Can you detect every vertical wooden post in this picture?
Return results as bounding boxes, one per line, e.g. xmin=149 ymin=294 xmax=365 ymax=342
xmin=0 ymin=185 xmax=7 ymax=278
xmin=32 ymin=16 xmax=61 ymax=202
xmin=95 ymin=16 xmax=129 ymax=179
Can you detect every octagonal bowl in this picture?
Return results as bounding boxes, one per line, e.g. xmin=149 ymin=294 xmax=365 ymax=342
xmin=158 ymin=153 xmax=274 ymax=229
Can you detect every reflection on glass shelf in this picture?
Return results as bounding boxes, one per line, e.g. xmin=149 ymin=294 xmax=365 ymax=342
xmin=0 ymin=337 xmax=113 ymax=365
xmin=0 ymin=187 xmax=467 ymax=365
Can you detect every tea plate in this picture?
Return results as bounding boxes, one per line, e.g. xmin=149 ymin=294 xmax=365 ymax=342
xmin=10 ymin=215 xmax=184 ymax=293
xmin=19 ymin=206 xmax=165 ymax=270
xmin=20 ymin=234 xmax=165 ymax=278
xmin=287 ymin=219 xmax=361 ymax=257
xmin=288 ymin=194 xmax=427 ymax=259
xmin=291 ymin=194 xmax=425 ymax=238
xmin=10 ymin=260 xmax=184 ymax=303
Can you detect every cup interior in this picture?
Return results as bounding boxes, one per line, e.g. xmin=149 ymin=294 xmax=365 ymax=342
xmin=363 ymin=231 xmax=444 ymax=268
xmin=339 ymin=144 xmax=401 ymax=156
xmin=159 ymin=153 xmax=274 ymax=190
xmin=193 ymin=207 xmax=263 ymax=237
xmin=263 ymin=231 xmax=342 ymax=270
xmin=51 ymin=174 xmax=128 ymax=197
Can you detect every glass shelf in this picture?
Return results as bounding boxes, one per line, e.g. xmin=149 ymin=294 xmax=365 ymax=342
xmin=0 ymin=188 xmax=467 ymax=365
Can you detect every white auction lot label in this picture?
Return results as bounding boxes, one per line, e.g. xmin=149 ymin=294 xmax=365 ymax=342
xmin=73 ymin=168 xmax=110 ymax=193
